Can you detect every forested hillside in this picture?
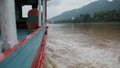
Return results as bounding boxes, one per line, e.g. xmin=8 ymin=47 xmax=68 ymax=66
xmin=50 ymin=0 xmax=120 ymax=22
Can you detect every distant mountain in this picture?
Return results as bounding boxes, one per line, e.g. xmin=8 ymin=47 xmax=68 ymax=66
xmin=50 ymin=0 xmax=120 ymax=22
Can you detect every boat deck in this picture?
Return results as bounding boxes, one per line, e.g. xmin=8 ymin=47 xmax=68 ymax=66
xmin=0 ymin=29 xmax=29 ymax=52
xmin=0 ymin=26 xmax=47 ymax=68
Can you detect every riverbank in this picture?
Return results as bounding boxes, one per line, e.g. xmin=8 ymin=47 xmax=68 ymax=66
xmin=53 ymin=22 xmax=120 ymax=24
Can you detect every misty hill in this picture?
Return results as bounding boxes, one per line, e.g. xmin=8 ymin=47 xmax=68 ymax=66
xmin=50 ymin=0 xmax=120 ymax=22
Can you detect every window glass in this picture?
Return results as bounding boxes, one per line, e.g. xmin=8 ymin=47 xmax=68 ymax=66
xmin=22 ymin=5 xmax=32 ymax=17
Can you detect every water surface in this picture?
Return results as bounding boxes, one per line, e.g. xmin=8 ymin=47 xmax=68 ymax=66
xmin=44 ymin=23 xmax=120 ymax=68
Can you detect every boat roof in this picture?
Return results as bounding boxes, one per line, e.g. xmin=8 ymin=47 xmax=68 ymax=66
xmin=15 ymin=0 xmax=49 ymax=5
xmin=15 ymin=0 xmax=38 ymax=5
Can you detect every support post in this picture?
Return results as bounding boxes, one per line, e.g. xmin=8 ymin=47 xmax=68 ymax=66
xmin=45 ymin=0 xmax=47 ymax=23
xmin=0 ymin=0 xmax=18 ymax=51
xmin=38 ymin=0 xmax=42 ymax=26
xmin=42 ymin=0 xmax=46 ymax=24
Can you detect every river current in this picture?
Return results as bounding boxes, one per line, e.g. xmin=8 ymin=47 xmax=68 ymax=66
xmin=44 ymin=23 xmax=120 ymax=68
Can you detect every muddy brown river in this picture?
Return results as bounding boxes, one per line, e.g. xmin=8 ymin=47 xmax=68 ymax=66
xmin=44 ymin=23 xmax=120 ymax=68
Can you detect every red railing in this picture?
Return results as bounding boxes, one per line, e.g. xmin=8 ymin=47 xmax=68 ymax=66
xmin=0 ymin=26 xmax=48 ymax=68
xmin=32 ymin=27 xmax=48 ymax=68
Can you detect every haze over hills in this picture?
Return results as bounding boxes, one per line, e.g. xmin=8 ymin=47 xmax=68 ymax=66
xmin=50 ymin=0 xmax=120 ymax=22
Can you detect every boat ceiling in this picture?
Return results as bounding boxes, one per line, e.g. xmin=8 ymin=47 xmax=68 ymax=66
xmin=15 ymin=0 xmax=38 ymax=5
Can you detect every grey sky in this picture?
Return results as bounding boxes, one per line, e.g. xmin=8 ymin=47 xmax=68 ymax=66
xmin=22 ymin=0 xmax=113 ymax=18
xmin=47 ymin=0 xmax=97 ymax=19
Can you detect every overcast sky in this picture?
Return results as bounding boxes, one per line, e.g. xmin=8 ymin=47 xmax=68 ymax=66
xmin=47 ymin=0 xmax=97 ymax=19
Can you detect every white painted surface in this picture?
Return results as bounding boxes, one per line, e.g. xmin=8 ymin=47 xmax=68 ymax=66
xmin=0 ymin=0 xmax=18 ymax=50
xmin=38 ymin=0 xmax=42 ymax=26
xmin=43 ymin=0 xmax=46 ymax=24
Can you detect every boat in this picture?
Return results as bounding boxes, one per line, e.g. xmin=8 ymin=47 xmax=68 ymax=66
xmin=0 ymin=0 xmax=49 ymax=68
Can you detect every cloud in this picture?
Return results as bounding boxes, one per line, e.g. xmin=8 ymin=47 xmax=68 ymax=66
xmin=47 ymin=0 xmax=97 ymax=19
xmin=47 ymin=0 xmax=61 ymax=7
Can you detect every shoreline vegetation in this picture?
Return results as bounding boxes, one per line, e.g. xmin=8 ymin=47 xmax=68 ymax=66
xmin=53 ymin=9 xmax=120 ymax=24
xmin=52 ymin=22 xmax=120 ymax=24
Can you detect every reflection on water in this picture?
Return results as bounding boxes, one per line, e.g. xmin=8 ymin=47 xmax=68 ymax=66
xmin=44 ymin=23 xmax=120 ymax=68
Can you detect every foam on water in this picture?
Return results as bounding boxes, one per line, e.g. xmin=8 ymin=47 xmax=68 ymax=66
xmin=44 ymin=24 xmax=120 ymax=68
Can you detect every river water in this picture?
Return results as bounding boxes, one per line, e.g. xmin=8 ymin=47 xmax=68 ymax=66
xmin=44 ymin=23 xmax=120 ymax=68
